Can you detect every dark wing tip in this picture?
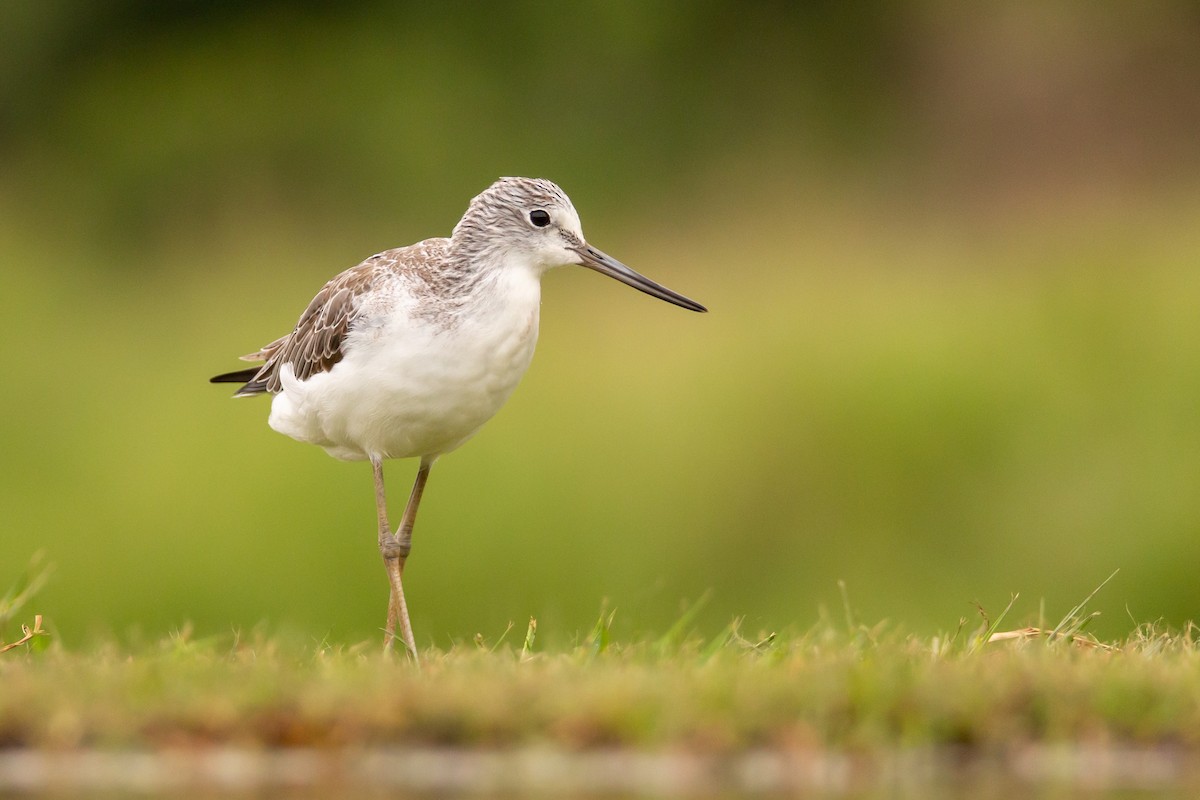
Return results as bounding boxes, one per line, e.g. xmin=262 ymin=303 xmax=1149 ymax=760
xmin=210 ymin=368 xmax=260 ymax=384
xmin=210 ymin=367 xmax=269 ymax=397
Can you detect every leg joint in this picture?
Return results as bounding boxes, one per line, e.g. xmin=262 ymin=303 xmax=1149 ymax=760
xmin=379 ymin=531 xmax=411 ymax=561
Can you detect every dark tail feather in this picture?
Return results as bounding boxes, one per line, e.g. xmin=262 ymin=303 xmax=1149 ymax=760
xmin=210 ymin=368 xmax=260 ymax=384
xmin=210 ymin=368 xmax=269 ymax=396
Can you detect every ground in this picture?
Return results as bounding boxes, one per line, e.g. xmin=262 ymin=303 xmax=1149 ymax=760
xmin=3 ymin=603 xmax=1200 ymax=796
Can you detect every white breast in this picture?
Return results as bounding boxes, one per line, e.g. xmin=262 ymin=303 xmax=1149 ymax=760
xmin=267 ymin=264 xmax=543 ymax=462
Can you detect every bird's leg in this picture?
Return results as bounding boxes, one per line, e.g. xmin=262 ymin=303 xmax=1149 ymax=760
xmin=374 ymin=456 xmax=431 ymax=662
xmin=371 ymin=457 xmax=400 ymax=652
xmin=390 ymin=460 xmax=431 ymax=659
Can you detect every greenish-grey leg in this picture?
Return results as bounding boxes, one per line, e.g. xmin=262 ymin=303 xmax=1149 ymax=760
xmin=374 ymin=456 xmax=430 ymax=663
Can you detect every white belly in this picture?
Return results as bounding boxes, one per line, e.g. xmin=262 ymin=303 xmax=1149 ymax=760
xmin=267 ymin=274 xmax=541 ymax=462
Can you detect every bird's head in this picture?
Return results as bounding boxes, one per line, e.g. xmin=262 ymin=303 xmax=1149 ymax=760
xmin=453 ymin=177 xmax=706 ymax=312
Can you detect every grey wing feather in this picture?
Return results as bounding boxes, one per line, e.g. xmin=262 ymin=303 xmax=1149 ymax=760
xmin=236 ymin=257 xmax=390 ymax=395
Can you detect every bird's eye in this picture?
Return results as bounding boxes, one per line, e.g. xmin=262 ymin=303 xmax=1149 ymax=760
xmin=529 ymin=210 xmax=551 ymax=228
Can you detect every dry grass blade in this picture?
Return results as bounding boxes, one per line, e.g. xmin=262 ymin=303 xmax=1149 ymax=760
xmin=0 ymin=614 xmax=45 ymax=653
xmin=986 ymin=625 xmax=1117 ymax=651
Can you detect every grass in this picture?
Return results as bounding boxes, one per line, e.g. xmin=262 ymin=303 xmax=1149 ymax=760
xmin=4 ymin=571 xmax=1200 ymax=794
xmin=0 ymin=553 xmax=50 ymax=655
xmin=3 ymin=593 xmax=1200 ymax=754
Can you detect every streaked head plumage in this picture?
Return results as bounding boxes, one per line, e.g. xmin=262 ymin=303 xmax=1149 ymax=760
xmin=452 ymin=177 xmax=586 ymax=270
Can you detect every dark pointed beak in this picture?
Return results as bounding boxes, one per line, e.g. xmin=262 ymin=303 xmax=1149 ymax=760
xmin=572 ymin=244 xmax=707 ymax=312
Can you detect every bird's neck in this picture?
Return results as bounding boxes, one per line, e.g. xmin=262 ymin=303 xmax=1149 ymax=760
xmin=451 ymin=248 xmax=542 ymax=322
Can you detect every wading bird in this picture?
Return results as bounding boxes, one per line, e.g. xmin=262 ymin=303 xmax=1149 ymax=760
xmin=212 ymin=177 xmax=705 ymax=660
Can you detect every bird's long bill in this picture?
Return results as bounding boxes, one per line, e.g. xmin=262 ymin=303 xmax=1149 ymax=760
xmin=574 ymin=245 xmax=707 ymax=312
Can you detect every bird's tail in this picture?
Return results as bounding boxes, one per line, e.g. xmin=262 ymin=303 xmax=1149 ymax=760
xmin=210 ymin=368 xmax=259 ymax=384
xmin=210 ymin=368 xmax=269 ymax=397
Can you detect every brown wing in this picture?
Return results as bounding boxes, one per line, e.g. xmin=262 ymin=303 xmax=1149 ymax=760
xmin=231 ymin=254 xmax=394 ymax=396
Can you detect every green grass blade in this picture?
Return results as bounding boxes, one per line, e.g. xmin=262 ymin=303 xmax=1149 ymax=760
xmin=969 ymin=592 xmax=1019 ymax=654
xmin=1050 ymin=569 xmax=1119 ymax=643
xmin=0 ymin=552 xmax=53 ymax=634
xmin=520 ymin=617 xmax=537 ymax=661
xmin=655 ymin=590 xmax=712 ymax=655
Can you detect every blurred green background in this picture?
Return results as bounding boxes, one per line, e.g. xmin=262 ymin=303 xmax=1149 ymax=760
xmin=2 ymin=2 xmax=1199 ymax=646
